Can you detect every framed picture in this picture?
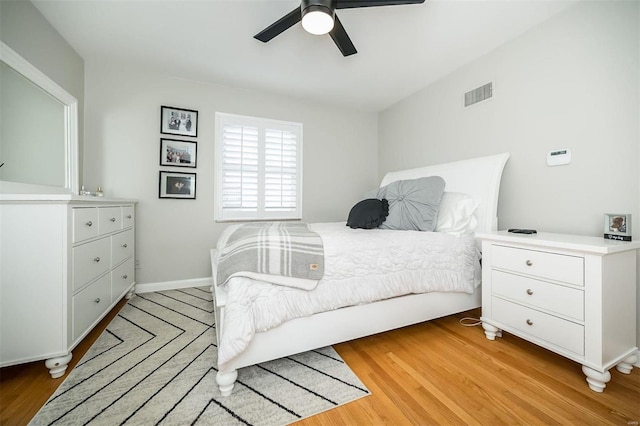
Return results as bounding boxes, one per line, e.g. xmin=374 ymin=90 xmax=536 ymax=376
xmin=159 ymin=171 xmax=196 ymax=199
xmin=603 ymin=213 xmax=632 ymax=241
xmin=160 ymin=105 xmax=198 ymax=137
xmin=160 ymin=138 xmax=197 ymax=168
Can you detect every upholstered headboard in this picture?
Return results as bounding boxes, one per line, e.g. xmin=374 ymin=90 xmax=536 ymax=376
xmin=379 ymin=153 xmax=510 ymax=233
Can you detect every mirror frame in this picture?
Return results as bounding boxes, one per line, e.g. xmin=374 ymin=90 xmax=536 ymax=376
xmin=0 ymin=41 xmax=78 ymax=194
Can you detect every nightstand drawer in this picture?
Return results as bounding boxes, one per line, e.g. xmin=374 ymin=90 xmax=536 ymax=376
xmin=492 ymin=245 xmax=584 ymax=286
xmin=492 ymin=297 xmax=584 ymax=356
xmin=492 ymin=270 xmax=584 ymax=321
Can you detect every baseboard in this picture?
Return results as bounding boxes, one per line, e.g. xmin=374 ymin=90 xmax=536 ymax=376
xmin=135 ymin=277 xmax=213 ymax=294
xmin=635 ymin=349 xmax=640 ymax=368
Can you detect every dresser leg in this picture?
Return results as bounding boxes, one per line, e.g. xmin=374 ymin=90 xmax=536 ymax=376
xmin=45 ymin=353 xmax=73 ymax=379
xmin=615 ymin=353 xmax=638 ymax=374
xmin=482 ymin=322 xmax=502 ymax=340
xmin=581 ymin=365 xmax=611 ymax=392
xmin=216 ymin=369 xmax=238 ymax=396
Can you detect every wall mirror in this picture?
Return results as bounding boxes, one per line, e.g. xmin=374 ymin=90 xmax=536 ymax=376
xmin=0 ymin=41 xmax=78 ymax=194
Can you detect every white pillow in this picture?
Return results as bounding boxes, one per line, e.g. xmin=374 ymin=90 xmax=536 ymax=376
xmin=436 ymin=192 xmax=479 ymax=236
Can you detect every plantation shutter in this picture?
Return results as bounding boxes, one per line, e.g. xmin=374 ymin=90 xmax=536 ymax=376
xmin=265 ymin=128 xmax=298 ymax=212
xmin=215 ymin=113 xmax=302 ymax=221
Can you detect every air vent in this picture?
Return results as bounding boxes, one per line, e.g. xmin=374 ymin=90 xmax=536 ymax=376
xmin=464 ymin=82 xmax=493 ymax=107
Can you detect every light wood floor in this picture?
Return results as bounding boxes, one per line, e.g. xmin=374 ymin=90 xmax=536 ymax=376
xmin=1 ymin=302 xmax=638 ymax=425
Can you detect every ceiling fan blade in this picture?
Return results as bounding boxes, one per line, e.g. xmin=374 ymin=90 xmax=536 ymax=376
xmin=254 ymin=8 xmax=302 ymax=42
xmin=329 ymin=15 xmax=357 ymax=57
xmin=336 ymin=0 xmax=424 ymax=9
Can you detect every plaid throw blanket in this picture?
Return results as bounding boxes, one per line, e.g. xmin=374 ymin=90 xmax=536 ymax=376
xmin=216 ymin=222 xmax=324 ymax=290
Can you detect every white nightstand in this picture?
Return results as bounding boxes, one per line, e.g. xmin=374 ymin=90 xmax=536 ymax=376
xmin=477 ymin=231 xmax=640 ymax=392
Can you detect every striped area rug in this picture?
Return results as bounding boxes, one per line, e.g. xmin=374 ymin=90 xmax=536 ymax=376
xmin=31 ymin=287 xmax=370 ymax=425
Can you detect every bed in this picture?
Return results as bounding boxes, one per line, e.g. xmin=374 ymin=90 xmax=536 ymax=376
xmin=210 ymin=152 xmax=510 ymax=396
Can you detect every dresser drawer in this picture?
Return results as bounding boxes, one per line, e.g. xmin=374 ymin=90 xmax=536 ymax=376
xmin=122 ymin=206 xmax=135 ymax=229
xmin=73 ymin=274 xmax=111 ymax=340
xmin=72 ymin=208 xmax=99 ymax=243
xmin=73 ymin=238 xmax=111 ymax=291
xmin=492 ymin=270 xmax=584 ymax=321
xmin=112 ymin=229 xmax=134 ymax=266
xmin=492 ymin=245 xmax=584 ymax=286
xmin=98 ymin=207 xmax=122 ymax=235
xmin=112 ymin=258 xmax=134 ymax=300
xmin=492 ymin=297 xmax=584 ymax=356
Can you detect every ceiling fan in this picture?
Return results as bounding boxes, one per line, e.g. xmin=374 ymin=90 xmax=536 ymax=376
xmin=254 ymin=0 xmax=426 ymax=57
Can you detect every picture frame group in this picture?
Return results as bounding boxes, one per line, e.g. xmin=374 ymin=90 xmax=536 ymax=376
xmin=159 ymin=171 xmax=196 ymax=199
xmin=603 ymin=213 xmax=632 ymax=241
xmin=159 ymin=105 xmax=198 ymax=200
xmin=160 ymin=105 xmax=198 ymax=138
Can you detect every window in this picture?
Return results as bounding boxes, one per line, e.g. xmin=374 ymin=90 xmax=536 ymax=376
xmin=215 ymin=112 xmax=302 ymax=221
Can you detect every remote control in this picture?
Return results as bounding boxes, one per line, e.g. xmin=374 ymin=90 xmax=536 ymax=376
xmin=508 ymin=229 xmax=537 ymax=234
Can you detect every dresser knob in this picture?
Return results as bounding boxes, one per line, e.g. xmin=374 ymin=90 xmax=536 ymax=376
xmin=526 ymin=289 xmax=533 ymax=295
xmin=94 ymin=257 xmax=101 ymax=262
xmin=110 ymin=217 xmax=116 ymax=222
xmin=123 ymin=243 xmax=128 ymax=248
xmin=525 ymin=260 xmax=533 ymax=266
xmin=526 ymin=319 xmax=533 ymax=326
xmin=123 ymin=274 xmax=128 ymax=279
xmin=86 ymin=221 xmax=93 ymax=227
xmin=127 ymin=215 xmax=132 ymax=219
xmin=94 ymin=298 xmax=101 ymax=304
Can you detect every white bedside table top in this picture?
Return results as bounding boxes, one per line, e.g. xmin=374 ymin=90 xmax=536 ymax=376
xmin=476 ymin=230 xmax=640 ymax=255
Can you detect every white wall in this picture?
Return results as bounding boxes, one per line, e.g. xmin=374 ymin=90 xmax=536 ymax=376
xmin=84 ymin=62 xmax=378 ymax=284
xmin=378 ymin=1 xmax=640 ymax=348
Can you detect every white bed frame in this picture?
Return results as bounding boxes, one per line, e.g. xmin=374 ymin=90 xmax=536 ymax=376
xmin=210 ymin=152 xmax=510 ymax=395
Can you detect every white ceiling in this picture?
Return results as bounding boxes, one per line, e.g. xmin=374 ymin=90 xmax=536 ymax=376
xmin=32 ymin=0 xmax=580 ymax=112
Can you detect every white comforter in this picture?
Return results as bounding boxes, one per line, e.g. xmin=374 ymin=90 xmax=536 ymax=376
xmin=216 ymin=222 xmax=480 ymax=366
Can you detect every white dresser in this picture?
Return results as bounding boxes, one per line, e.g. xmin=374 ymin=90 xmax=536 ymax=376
xmin=0 ymin=195 xmax=137 ymax=378
xmin=477 ymin=231 xmax=639 ymax=392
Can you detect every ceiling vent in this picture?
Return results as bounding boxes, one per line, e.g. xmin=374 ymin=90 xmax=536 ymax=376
xmin=464 ymin=82 xmax=493 ymax=107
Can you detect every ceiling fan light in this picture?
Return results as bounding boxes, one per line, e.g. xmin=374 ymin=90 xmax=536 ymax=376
xmin=301 ymin=6 xmax=335 ymax=35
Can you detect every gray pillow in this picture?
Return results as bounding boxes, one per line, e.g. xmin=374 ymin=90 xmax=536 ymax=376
xmin=377 ymin=176 xmax=445 ymax=231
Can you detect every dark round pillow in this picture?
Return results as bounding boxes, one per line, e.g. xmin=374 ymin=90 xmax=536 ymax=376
xmin=346 ymin=198 xmax=390 ymax=229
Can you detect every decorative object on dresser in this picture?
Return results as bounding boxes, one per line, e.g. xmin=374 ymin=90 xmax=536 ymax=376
xmin=159 ymin=171 xmax=197 ymax=199
xmin=603 ymin=213 xmax=631 ymax=241
xmin=160 ymin=105 xmax=198 ymax=138
xmin=0 ymin=195 xmax=137 ymax=378
xmin=477 ymin=231 xmax=640 ymax=392
xmin=160 ymin=138 xmax=197 ymax=168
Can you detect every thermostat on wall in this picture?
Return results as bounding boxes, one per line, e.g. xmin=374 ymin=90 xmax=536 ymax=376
xmin=547 ymin=149 xmax=571 ymax=166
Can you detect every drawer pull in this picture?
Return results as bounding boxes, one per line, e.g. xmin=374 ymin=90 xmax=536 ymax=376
xmin=123 ymin=243 xmax=128 ymax=248
xmin=123 ymin=274 xmax=128 ymax=279
xmin=127 ymin=215 xmax=132 ymax=219
xmin=86 ymin=221 xmax=93 ymax=227
xmin=525 ymin=260 xmax=533 ymax=266
xmin=526 ymin=289 xmax=534 ymax=295
xmin=94 ymin=257 xmax=101 ymax=263
xmin=526 ymin=319 xmax=533 ymax=326
xmin=94 ymin=298 xmax=101 ymax=304
xmin=110 ymin=217 xmax=116 ymax=222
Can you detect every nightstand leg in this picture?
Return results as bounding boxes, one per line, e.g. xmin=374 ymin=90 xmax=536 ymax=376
xmin=482 ymin=322 xmax=502 ymax=340
xmin=581 ymin=365 xmax=611 ymax=392
xmin=615 ymin=353 xmax=638 ymax=374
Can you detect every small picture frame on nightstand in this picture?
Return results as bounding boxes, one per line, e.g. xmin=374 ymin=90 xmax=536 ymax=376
xmin=604 ymin=213 xmax=631 ymax=241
